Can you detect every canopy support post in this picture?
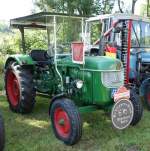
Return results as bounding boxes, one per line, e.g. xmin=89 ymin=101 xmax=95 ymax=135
xmin=19 ymin=27 xmax=26 ymax=53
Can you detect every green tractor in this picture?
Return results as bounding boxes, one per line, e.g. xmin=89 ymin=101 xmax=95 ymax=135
xmin=4 ymin=12 xmax=143 ymax=145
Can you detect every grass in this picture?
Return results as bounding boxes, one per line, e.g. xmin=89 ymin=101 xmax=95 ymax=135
xmin=0 ymin=95 xmax=150 ymax=151
xmin=0 ymin=55 xmax=6 ymax=76
xmin=0 ymin=73 xmax=4 ymax=91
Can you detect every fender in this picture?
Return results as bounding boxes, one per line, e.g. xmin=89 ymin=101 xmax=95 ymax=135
xmin=5 ymin=54 xmax=35 ymax=68
xmin=140 ymin=78 xmax=150 ymax=97
xmin=49 ymin=93 xmax=66 ymax=115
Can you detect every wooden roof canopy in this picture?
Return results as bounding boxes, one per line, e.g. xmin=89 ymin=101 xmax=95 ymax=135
xmin=10 ymin=12 xmax=150 ymax=29
xmin=10 ymin=12 xmax=88 ymax=29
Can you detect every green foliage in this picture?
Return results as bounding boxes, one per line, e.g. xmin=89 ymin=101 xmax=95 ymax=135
xmin=0 ymin=29 xmax=47 ymax=53
xmin=24 ymin=30 xmax=47 ymax=51
xmin=0 ymin=55 xmax=6 ymax=74
xmin=91 ymin=22 xmax=102 ymax=43
xmin=57 ymin=18 xmax=82 ymax=42
xmin=0 ymin=32 xmax=21 ymax=55
xmin=0 ymin=73 xmax=4 ymax=90
xmin=34 ymin=0 xmax=112 ymax=16
xmin=0 ymin=28 xmax=47 ymax=73
xmin=0 ymin=60 xmax=3 ymax=75
xmin=98 ymin=0 xmax=115 ymax=14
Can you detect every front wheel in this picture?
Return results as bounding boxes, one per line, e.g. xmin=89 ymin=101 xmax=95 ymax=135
xmin=130 ymin=89 xmax=143 ymax=126
xmin=50 ymin=98 xmax=82 ymax=145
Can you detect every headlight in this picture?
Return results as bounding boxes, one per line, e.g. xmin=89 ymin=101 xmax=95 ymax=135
xmin=76 ymin=80 xmax=83 ymax=89
xmin=101 ymin=70 xmax=124 ymax=88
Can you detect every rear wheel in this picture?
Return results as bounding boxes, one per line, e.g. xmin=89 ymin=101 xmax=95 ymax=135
xmin=130 ymin=89 xmax=143 ymax=126
xmin=50 ymin=98 xmax=82 ymax=145
xmin=5 ymin=61 xmax=36 ymax=113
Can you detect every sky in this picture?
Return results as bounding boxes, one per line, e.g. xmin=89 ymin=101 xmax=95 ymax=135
xmin=135 ymin=0 xmax=147 ymax=14
xmin=0 ymin=0 xmax=34 ymax=20
xmin=112 ymin=0 xmax=147 ymax=14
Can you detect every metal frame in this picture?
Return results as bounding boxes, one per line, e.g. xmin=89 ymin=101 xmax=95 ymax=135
xmin=148 ymin=0 xmax=150 ymax=17
xmin=87 ymin=13 xmax=150 ymax=23
xmin=126 ymin=20 xmax=132 ymax=84
xmin=10 ymin=12 xmax=87 ymax=92
xmin=53 ymin=15 xmax=64 ymax=91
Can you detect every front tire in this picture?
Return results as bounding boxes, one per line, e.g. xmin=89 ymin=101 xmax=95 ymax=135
xmin=50 ymin=98 xmax=82 ymax=145
xmin=130 ymin=89 xmax=143 ymax=126
xmin=5 ymin=61 xmax=36 ymax=114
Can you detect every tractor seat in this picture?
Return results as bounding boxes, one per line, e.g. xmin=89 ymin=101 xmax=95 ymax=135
xmin=30 ymin=49 xmax=50 ymax=62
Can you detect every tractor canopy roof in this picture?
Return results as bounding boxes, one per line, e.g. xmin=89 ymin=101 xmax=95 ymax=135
xmin=10 ymin=12 xmax=87 ymax=29
xmin=87 ymin=13 xmax=150 ymax=23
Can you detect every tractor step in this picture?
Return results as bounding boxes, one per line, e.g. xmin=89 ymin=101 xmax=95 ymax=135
xmin=79 ymin=105 xmax=99 ymax=113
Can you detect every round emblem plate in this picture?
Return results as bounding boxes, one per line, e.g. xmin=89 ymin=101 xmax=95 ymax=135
xmin=111 ymin=99 xmax=134 ymax=130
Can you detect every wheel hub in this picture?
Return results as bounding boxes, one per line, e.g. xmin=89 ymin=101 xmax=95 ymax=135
xmin=54 ymin=107 xmax=71 ymax=138
xmin=58 ymin=119 xmax=65 ymax=126
xmin=111 ymin=99 xmax=133 ymax=130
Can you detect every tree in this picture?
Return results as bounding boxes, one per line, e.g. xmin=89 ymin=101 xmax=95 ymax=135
xmin=118 ymin=0 xmax=138 ymax=14
xmin=34 ymin=0 xmax=114 ymax=16
xmin=132 ymin=0 xmax=138 ymax=13
xmin=98 ymin=0 xmax=115 ymax=14
xmin=147 ymin=0 xmax=150 ymax=17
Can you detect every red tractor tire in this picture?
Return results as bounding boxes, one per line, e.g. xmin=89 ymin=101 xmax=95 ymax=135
xmin=5 ymin=61 xmax=36 ymax=114
xmin=50 ymin=98 xmax=82 ymax=145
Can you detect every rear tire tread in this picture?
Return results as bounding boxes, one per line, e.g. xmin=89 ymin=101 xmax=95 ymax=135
xmin=5 ymin=61 xmax=36 ymax=114
xmin=130 ymin=89 xmax=143 ymax=126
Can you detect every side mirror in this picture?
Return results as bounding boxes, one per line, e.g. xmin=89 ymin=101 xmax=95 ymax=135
xmin=71 ymin=42 xmax=84 ymax=64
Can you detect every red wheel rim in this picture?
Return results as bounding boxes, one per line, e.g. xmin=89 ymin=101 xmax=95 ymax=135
xmin=54 ymin=107 xmax=71 ymax=138
xmin=6 ymin=70 xmax=20 ymax=106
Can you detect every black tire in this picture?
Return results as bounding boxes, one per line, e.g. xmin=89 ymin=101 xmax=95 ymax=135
xmin=0 ymin=113 xmax=5 ymax=151
xmin=50 ymin=98 xmax=82 ymax=145
xmin=144 ymin=85 xmax=150 ymax=110
xmin=130 ymin=89 xmax=143 ymax=126
xmin=5 ymin=61 xmax=36 ymax=114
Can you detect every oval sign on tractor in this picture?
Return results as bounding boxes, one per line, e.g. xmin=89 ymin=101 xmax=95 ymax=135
xmin=111 ymin=99 xmax=134 ymax=130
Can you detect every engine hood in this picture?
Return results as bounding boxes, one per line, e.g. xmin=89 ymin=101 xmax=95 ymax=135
xmin=58 ymin=56 xmax=122 ymax=71
xmin=84 ymin=56 xmax=122 ymax=71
